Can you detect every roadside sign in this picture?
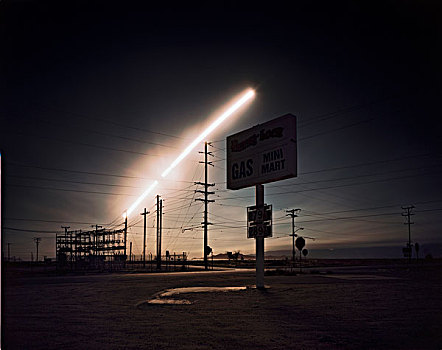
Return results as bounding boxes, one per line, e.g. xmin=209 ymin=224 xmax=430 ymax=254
xmin=226 ymin=114 xmax=297 ymax=190
xmin=248 ymin=224 xmax=272 ymax=238
xmin=247 ymin=204 xmax=272 ymax=238
xmin=295 ymin=237 xmax=306 ymax=251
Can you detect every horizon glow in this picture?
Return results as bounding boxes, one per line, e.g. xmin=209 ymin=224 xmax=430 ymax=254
xmin=123 ymin=88 xmax=255 ymax=218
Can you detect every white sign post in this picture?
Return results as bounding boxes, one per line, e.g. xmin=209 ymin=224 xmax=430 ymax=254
xmin=226 ymin=114 xmax=297 ymax=289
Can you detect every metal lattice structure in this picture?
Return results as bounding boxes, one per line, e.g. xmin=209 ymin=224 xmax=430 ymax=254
xmin=56 ymin=228 xmax=125 ymax=271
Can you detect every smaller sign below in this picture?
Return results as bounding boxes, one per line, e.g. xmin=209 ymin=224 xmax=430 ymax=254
xmin=247 ymin=204 xmax=272 ymax=238
xmin=248 ymin=224 xmax=272 ymax=238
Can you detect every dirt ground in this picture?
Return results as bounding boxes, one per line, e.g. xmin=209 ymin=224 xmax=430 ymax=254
xmin=3 ymin=263 xmax=441 ymax=349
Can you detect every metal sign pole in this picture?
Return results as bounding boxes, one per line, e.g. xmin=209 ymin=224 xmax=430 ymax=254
xmin=256 ymin=184 xmax=265 ymax=289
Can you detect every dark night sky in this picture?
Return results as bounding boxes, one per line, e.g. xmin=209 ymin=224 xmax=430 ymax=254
xmin=1 ymin=0 xmax=441 ymax=259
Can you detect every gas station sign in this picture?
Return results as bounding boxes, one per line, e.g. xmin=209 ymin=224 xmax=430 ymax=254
xmin=226 ymin=114 xmax=297 ymax=190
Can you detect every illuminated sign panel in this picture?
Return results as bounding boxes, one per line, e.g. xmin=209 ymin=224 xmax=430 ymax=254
xmin=226 ymin=114 xmax=297 ymax=190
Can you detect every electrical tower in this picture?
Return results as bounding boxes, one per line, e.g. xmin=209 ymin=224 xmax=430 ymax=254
xmin=195 ymin=141 xmax=215 ymax=270
xmin=61 ymin=226 xmax=70 ymax=237
xmin=92 ymin=224 xmax=102 ymax=260
xmin=402 ymin=205 xmax=415 ymax=263
xmin=33 ymin=237 xmax=41 ymax=262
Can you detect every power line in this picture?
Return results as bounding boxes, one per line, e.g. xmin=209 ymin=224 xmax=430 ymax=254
xmin=6 ymin=174 xmax=201 ymax=191
xmin=6 ymin=161 xmax=195 ymax=183
xmin=26 ymin=101 xmax=186 ymax=140
xmin=213 ymin=162 xmax=442 ymax=193
xmin=4 ymin=217 xmax=112 ymax=225
xmin=5 ymin=183 xmax=137 ymax=196
xmin=216 ymin=170 xmax=442 ymax=202
xmin=198 ymin=152 xmax=442 ymax=185
xmin=2 ymin=111 xmax=178 ymax=149
xmin=0 ymin=129 xmax=161 ymax=157
xmin=6 ymin=174 xmax=143 ymax=189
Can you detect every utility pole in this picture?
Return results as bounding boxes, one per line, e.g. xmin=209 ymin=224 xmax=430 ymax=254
xmin=156 ymin=195 xmax=162 ymax=270
xmin=140 ymin=208 xmax=150 ymax=268
xmin=402 ymin=205 xmax=415 ymax=263
xmin=256 ymin=184 xmax=265 ymax=289
xmin=129 ymin=242 xmax=132 ymax=263
xmin=286 ymin=209 xmax=301 ymax=268
xmin=195 ymin=141 xmax=215 ymax=270
xmin=7 ymin=242 xmax=11 ymax=262
xmin=122 ymin=215 xmax=127 ymax=267
xmin=33 ymin=237 xmax=41 ymax=262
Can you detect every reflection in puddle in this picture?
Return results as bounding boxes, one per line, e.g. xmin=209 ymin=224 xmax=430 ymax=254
xmin=147 ymin=299 xmax=192 ymax=305
xmin=160 ymin=286 xmax=247 ymax=297
xmin=137 ymin=286 xmax=248 ymax=307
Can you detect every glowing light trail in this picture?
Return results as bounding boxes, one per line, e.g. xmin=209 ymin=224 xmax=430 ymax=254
xmin=123 ymin=88 xmax=255 ymax=218
xmin=124 ymin=180 xmax=158 ymax=217
xmin=161 ymin=89 xmax=255 ymax=178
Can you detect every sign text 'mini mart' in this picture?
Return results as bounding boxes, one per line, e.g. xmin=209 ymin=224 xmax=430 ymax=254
xmin=226 ymin=113 xmax=297 ymax=190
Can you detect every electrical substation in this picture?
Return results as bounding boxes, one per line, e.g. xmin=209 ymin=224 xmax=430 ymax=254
xmin=56 ymin=227 xmax=126 ymax=271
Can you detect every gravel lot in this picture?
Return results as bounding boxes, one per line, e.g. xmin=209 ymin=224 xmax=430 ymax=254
xmin=3 ymin=263 xmax=441 ymax=349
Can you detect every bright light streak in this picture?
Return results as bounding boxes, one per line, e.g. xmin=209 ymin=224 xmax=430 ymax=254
xmin=124 ymin=180 xmax=158 ymax=217
xmin=123 ymin=88 xmax=255 ymax=218
xmin=161 ymin=88 xmax=255 ymax=178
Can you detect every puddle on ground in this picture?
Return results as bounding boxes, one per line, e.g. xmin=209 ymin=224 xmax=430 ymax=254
xmin=137 ymin=286 xmax=248 ymax=307
xmin=146 ymin=299 xmax=192 ymax=305
xmin=160 ymin=286 xmax=247 ymax=297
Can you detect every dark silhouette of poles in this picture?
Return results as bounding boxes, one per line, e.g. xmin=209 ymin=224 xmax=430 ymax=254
xmin=196 ymin=141 xmax=214 ymax=270
xmin=402 ymin=205 xmax=415 ymax=263
xmin=33 ymin=237 xmax=41 ymax=262
xmin=140 ymin=208 xmax=149 ymax=268
xmin=256 ymin=184 xmax=265 ymax=289
xmin=7 ymin=242 xmax=11 ymax=262
xmin=156 ymin=195 xmax=162 ymax=270
xmin=415 ymin=242 xmax=420 ymax=262
xmin=286 ymin=209 xmax=301 ymax=269
xmin=124 ymin=215 xmax=128 ymax=267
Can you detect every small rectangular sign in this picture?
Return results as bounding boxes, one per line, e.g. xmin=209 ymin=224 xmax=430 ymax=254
xmin=226 ymin=114 xmax=297 ymax=190
xmin=248 ymin=224 xmax=272 ymax=238
xmin=247 ymin=205 xmax=272 ymax=223
xmin=247 ymin=204 xmax=272 ymax=238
